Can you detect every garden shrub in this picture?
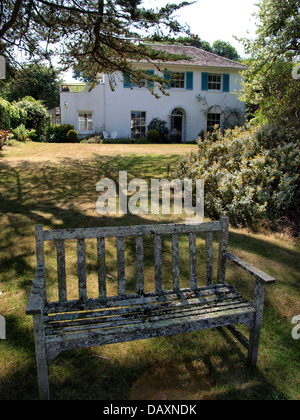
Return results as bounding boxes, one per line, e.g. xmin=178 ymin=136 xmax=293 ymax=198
xmin=66 ymin=129 xmax=78 ymax=143
xmin=47 ymin=124 xmax=74 ymax=143
xmin=28 ymin=129 xmax=39 ymax=142
xmin=176 ymin=124 xmax=300 ymax=226
xmin=12 ymin=124 xmax=30 ymax=142
xmin=148 ymin=118 xmax=169 ymax=142
xmin=147 ymin=129 xmax=160 ymax=143
xmin=17 ymin=96 xmax=48 ymax=136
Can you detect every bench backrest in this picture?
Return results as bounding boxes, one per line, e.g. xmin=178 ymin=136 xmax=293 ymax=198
xmin=35 ymin=217 xmax=229 ymax=306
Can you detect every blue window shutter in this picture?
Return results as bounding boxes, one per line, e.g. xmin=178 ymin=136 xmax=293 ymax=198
xmin=164 ymin=71 xmax=171 ymax=89
xmin=201 ymin=72 xmax=208 ymax=91
xmin=186 ymin=71 xmax=193 ymax=90
xmin=123 ymin=73 xmax=131 ymax=88
xmin=223 ymin=74 xmax=230 ymax=92
xmin=147 ymin=69 xmax=154 ymax=88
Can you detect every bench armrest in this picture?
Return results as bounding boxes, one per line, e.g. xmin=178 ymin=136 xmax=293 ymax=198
xmin=225 ymin=252 xmax=276 ymax=285
xmin=26 ymin=268 xmax=46 ymax=315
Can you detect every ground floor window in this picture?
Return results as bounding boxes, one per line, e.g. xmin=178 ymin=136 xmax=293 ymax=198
xmin=207 ymin=113 xmax=221 ymax=132
xmin=131 ymin=111 xmax=146 ymax=140
xmin=78 ymin=112 xmax=93 ymax=131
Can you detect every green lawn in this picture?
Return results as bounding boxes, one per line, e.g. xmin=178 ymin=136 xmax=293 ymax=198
xmin=0 ymin=142 xmax=299 ymax=400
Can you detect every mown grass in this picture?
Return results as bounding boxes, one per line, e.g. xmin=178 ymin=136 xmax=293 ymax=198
xmin=0 ymin=143 xmax=299 ymax=400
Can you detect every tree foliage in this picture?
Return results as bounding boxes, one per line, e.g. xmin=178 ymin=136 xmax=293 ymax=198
xmin=212 ymin=40 xmax=240 ymax=61
xmin=0 ymin=63 xmax=61 ymax=109
xmin=160 ymin=35 xmax=240 ymax=60
xmin=0 ymin=0 xmax=192 ymax=88
xmin=0 ymin=96 xmax=27 ymax=129
xmin=239 ymin=0 xmax=300 ymax=128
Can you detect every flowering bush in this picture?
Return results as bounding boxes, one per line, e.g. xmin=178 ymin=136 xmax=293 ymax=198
xmin=0 ymin=129 xmax=11 ymax=149
xmin=176 ymin=124 xmax=300 ymax=226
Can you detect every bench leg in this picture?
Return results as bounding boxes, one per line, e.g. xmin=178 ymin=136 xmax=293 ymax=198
xmin=33 ymin=314 xmax=50 ymax=400
xmin=247 ymin=280 xmax=266 ymax=367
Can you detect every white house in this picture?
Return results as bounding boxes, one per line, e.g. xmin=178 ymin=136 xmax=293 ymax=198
xmin=60 ymin=45 xmax=247 ymax=142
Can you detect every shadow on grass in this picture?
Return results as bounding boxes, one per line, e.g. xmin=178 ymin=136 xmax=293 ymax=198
xmin=0 ymin=328 xmax=288 ymax=400
xmin=0 ymin=154 xmax=299 ymax=400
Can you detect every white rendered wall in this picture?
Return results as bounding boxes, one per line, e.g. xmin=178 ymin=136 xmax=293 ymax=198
xmin=60 ymin=65 xmax=245 ymax=142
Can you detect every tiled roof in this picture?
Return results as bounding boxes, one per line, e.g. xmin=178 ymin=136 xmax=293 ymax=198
xmin=139 ymin=44 xmax=247 ymax=70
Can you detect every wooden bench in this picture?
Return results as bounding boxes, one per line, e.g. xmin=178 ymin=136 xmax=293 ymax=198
xmin=26 ymin=217 xmax=275 ymax=399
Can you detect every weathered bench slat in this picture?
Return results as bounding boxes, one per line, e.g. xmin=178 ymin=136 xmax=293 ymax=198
xmin=43 ymin=221 xmax=222 ymax=241
xmin=136 ymin=236 xmax=144 ymax=295
xmin=77 ymin=239 xmax=87 ymax=302
xmin=117 ymin=236 xmax=126 ymax=297
xmin=45 ymin=307 xmax=257 ymax=356
xmin=172 ymin=234 xmax=180 ymax=292
xmin=205 ymin=231 xmax=213 ymax=287
xmin=56 ymin=240 xmax=67 ymax=303
xmin=45 ymin=284 xmax=234 ymax=314
xmin=45 ymin=300 xmax=253 ymax=336
xmin=26 ymin=268 xmax=46 ymax=315
xmin=154 ymin=234 xmax=163 ymax=293
xmin=35 ymin=225 xmax=45 ymax=267
xmin=46 ymin=284 xmax=235 ymax=314
xmin=189 ymin=232 xmax=197 ymax=290
xmin=46 ymin=300 xmax=247 ymax=333
xmin=44 ymin=288 xmax=241 ymax=322
xmin=217 ymin=216 xmax=229 ymax=283
xmin=45 ymin=294 xmax=247 ymax=328
xmin=35 ymin=226 xmax=46 ymax=303
xmin=45 ymin=289 xmax=243 ymax=324
xmin=97 ymin=237 xmax=106 ymax=298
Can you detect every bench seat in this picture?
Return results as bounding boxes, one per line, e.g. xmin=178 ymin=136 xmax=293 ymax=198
xmin=43 ymin=284 xmax=255 ymax=362
xmin=27 ymin=217 xmax=275 ymax=399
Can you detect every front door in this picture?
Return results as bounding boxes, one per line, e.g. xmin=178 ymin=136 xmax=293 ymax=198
xmin=171 ymin=108 xmax=184 ymax=142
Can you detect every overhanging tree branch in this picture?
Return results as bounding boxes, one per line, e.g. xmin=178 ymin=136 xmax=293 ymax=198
xmin=0 ymin=0 xmax=23 ymax=38
xmin=0 ymin=0 xmax=192 ymax=90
